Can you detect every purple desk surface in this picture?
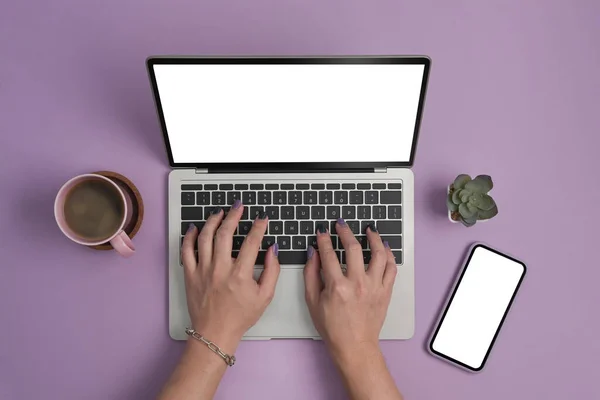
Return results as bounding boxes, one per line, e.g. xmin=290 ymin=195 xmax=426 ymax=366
xmin=1 ymin=1 xmax=599 ymax=399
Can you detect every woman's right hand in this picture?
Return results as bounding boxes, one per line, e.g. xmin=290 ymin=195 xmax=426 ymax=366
xmin=303 ymin=219 xmax=398 ymax=361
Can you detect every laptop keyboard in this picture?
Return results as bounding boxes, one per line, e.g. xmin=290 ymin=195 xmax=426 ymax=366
xmin=180 ymin=182 xmax=403 ymax=266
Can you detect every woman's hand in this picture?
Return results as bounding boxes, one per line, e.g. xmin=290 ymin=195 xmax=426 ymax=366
xmin=304 ymin=219 xmax=397 ymax=360
xmin=181 ymin=201 xmax=280 ymax=352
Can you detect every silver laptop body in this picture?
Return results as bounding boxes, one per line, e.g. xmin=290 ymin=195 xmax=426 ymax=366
xmin=146 ymin=56 xmax=431 ymax=340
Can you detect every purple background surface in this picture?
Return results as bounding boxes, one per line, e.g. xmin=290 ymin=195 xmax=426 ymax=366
xmin=1 ymin=1 xmax=599 ymax=399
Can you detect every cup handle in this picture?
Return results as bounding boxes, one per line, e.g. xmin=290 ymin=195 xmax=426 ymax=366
xmin=110 ymin=231 xmax=135 ymax=257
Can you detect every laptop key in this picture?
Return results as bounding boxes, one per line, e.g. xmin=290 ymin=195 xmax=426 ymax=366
xmin=334 ymin=191 xmax=348 ymax=204
xmin=388 ymin=183 xmax=402 ymax=189
xmin=232 ymin=250 xmax=239 ymax=259
xmin=285 ymin=221 xmax=299 ymax=235
xmin=380 ymin=191 xmax=402 ymax=205
xmin=293 ymin=236 xmax=306 ymax=250
xmin=308 ymin=236 xmax=318 ymax=249
xmin=277 ymin=236 xmax=291 ymax=249
xmin=300 ymin=221 xmax=313 ymax=234
xmin=357 ymin=183 xmax=371 ymax=189
xmin=381 ymin=236 xmax=402 ymax=249
xmin=182 ymin=207 xmax=203 ymax=220
xmin=258 ymin=192 xmax=271 ymax=204
xmin=204 ymin=207 xmax=221 ymax=220
xmin=296 ymin=184 xmax=309 ymax=190
xmin=392 ymin=250 xmax=403 ymax=263
xmin=311 ymin=184 xmax=325 ymax=189
xmin=262 ymin=236 xmax=276 ymax=250
xmin=327 ymin=183 xmax=341 ymax=189
xmin=250 ymin=184 xmax=264 ymax=190
xmin=250 ymin=206 xmax=264 ymax=219
xmin=373 ymin=206 xmax=386 ymax=219
xmin=281 ymin=206 xmax=295 ymax=219
xmin=311 ymin=206 xmax=325 ymax=219
xmin=361 ymin=220 xmax=376 ymax=234
xmin=365 ymin=191 xmax=378 ymax=204
xmin=356 ymin=235 xmax=368 ymax=249
xmin=349 ymin=191 xmax=363 ymax=204
xmin=204 ymin=184 xmax=218 ymax=190
xmin=235 ymin=184 xmax=248 ymax=190
xmin=219 ymin=184 xmax=233 ymax=190
xmin=281 ymin=184 xmax=294 ymax=190
xmin=362 ymin=251 xmax=371 ymax=264
xmin=327 ymin=206 xmax=341 ymax=219
xmin=238 ymin=221 xmax=252 ymax=235
xmin=256 ymin=251 xmax=267 ymax=265
xmin=319 ymin=191 xmax=333 ymax=204
xmin=304 ymin=191 xmax=318 ymax=205
xmin=273 ymin=191 xmax=287 ymax=204
xmin=373 ymin=183 xmax=386 ymax=189
xmin=347 ymin=220 xmax=360 ymax=234
xmin=388 ymin=205 xmax=402 ymax=219
xmin=266 ymin=206 xmax=279 ymax=220
xmin=212 ymin=192 xmax=226 ymax=205
xmin=277 ymin=251 xmax=307 ymax=264
xmin=181 ymin=192 xmax=195 ymax=205
xmin=269 ymin=221 xmax=283 ymax=235
xmin=196 ymin=192 xmax=210 ymax=205
xmin=376 ymin=220 xmax=402 ymax=234
xmin=297 ymin=206 xmax=310 ymax=219
xmin=266 ymin=184 xmax=279 ymax=190
xmin=242 ymin=192 xmax=256 ymax=205
xmin=342 ymin=183 xmax=356 ymax=189
xmin=233 ymin=236 xmax=244 ymax=250
xmin=181 ymin=221 xmax=204 ymax=235
xmin=182 ymin=184 xmax=202 ymax=190
xmin=227 ymin=191 xmax=241 ymax=205
xmin=242 ymin=208 xmax=249 ymax=220
xmin=342 ymin=206 xmax=355 ymax=219
xmin=357 ymin=206 xmax=371 ymax=219
xmin=289 ymin=191 xmax=302 ymax=205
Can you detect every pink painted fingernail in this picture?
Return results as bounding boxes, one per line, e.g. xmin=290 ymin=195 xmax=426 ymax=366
xmin=233 ymin=199 xmax=242 ymax=209
xmin=307 ymin=246 xmax=315 ymax=259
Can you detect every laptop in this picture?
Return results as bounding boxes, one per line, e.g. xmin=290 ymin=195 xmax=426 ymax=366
xmin=146 ymin=56 xmax=431 ymax=340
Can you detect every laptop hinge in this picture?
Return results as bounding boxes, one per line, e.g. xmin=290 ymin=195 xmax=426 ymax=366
xmin=374 ymin=167 xmax=387 ymax=173
xmin=195 ymin=168 xmax=209 ymax=174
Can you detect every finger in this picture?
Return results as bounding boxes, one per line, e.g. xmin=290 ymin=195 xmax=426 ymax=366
xmin=303 ymin=246 xmax=322 ymax=306
xmin=315 ymin=223 xmax=343 ymax=282
xmin=258 ymin=243 xmax=281 ymax=302
xmin=214 ymin=200 xmax=244 ymax=263
xmin=335 ymin=218 xmax=365 ymax=280
xmin=382 ymin=244 xmax=398 ymax=290
xmin=366 ymin=224 xmax=387 ymax=280
xmin=197 ymin=207 xmax=224 ymax=267
xmin=237 ymin=211 xmax=268 ymax=273
xmin=181 ymin=223 xmax=199 ymax=274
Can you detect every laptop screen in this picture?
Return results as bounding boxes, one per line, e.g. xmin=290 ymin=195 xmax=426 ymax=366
xmin=150 ymin=59 xmax=428 ymax=166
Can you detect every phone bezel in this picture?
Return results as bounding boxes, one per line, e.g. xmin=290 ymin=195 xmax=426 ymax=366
xmin=428 ymin=243 xmax=527 ymax=372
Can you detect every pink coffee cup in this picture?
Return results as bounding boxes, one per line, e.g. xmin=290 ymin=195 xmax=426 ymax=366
xmin=54 ymin=174 xmax=136 ymax=257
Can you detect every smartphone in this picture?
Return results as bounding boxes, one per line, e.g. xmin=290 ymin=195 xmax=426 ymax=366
xmin=429 ymin=243 xmax=526 ymax=372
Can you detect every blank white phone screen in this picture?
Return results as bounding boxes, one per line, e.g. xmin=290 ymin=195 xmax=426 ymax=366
xmin=152 ymin=63 xmax=426 ymax=164
xmin=431 ymin=246 xmax=525 ymax=370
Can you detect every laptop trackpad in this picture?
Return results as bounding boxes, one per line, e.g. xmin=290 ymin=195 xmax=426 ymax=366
xmin=245 ymin=268 xmax=319 ymax=339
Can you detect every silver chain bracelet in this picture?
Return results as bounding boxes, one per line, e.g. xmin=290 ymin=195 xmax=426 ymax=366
xmin=185 ymin=328 xmax=236 ymax=367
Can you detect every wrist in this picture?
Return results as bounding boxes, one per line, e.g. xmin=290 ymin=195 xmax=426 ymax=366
xmin=189 ymin=323 xmax=243 ymax=355
xmin=329 ymin=340 xmax=383 ymax=374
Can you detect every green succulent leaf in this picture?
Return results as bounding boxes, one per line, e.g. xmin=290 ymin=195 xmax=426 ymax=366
xmin=453 ymin=174 xmax=471 ymax=190
xmin=460 ymin=190 xmax=472 ymax=203
xmin=465 ymin=175 xmax=493 ymax=194
xmin=452 ymin=189 xmax=463 ymax=204
xmin=459 ymin=203 xmax=477 ymax=219
xmin=478 ymin=204 xmax=498 ymax=220
xmin=460 ymin=216 xmax=477 ymax=227
xmin=477 ymin=194 xmax=496 ymax=211
xmin=447 ymin=194 xmax=459 ymax=212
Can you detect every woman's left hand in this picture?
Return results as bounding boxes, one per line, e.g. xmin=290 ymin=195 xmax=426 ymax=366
xmin=181 ymin=201 xmax=280 ymax=353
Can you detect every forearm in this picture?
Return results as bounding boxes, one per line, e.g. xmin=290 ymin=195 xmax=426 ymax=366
xmin=157 ymin=339 xmax=230 ymax=400
xmin=332 ymin=343 xmax=403 ymax=400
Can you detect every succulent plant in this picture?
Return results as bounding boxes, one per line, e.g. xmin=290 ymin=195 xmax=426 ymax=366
xmin=447 ymin=174 xmax=498 ymax=227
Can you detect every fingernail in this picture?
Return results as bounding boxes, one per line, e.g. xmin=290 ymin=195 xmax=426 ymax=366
xmin=272 ymin=243 xmax=279 ymax=257
xmin=210 ymin=207 xmax=222 ymax=216
xmin=368 ymin=223 xmax=378 ymax=233
xmin=337 ymin=218 xmax=346 ymax=226
xmin=187 ymin=223 xmax=195 ymax=232
xmin=316 ymin=224 xmax=327 ymax=234
xmin=384 ymin=240 xmax=390 ymax=249
xmin=258 ymin=210 xmax=268 ymax=220
xmin=233 ymin=199 xmax=242 ymax=209
xmin=307 ymin=246 xmax=314 ymax=259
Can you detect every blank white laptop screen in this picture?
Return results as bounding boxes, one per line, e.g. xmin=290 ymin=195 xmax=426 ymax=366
xmin=151 ymin=63 xmax=426 ymax=164
xmin=430 ymin=246 xmax=526 ymax=370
